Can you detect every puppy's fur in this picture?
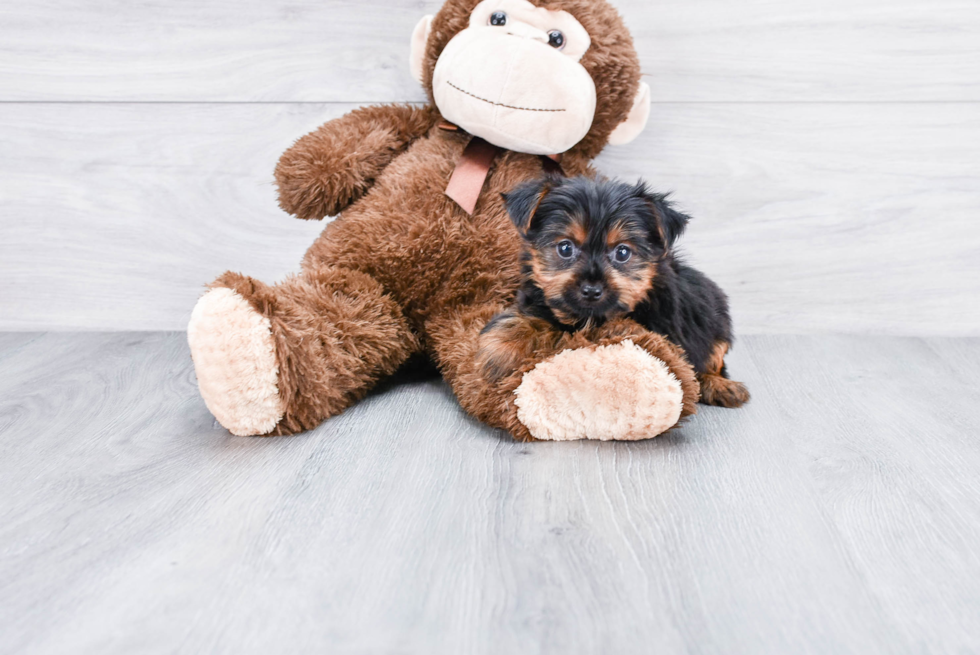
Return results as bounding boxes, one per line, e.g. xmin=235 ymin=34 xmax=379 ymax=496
xmin=486 ymin=175 xmax=749 ymax=408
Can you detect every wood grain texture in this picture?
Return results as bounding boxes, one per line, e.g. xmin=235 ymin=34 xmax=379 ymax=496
xmin=1 ymin=0 xmax=979 ymax=102
xmin=598 ymin=102 xmax=980 ymax=336
xmin=0 ymin=0 xmax=441 ymax=104
xmin=0 ymin=103 xmax=330 ymax=331
xmin=0 ymin=332 xmax=978 ymax=653
xmin=1 ymin=102 xmax=977 ymax=334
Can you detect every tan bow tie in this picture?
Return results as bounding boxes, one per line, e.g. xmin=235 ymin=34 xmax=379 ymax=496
xmin=442 ymin=123 xmax=565 ymax=215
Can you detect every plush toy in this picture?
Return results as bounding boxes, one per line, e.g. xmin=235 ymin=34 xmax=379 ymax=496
xmin=187 ymin=0 xmax=700 ymax=441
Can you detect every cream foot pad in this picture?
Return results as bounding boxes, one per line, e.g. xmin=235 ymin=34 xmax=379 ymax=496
xmin=187 ymin=288 xmax=284 ymax=436
xmin=514 ymin=339 xmax=683 ymax=441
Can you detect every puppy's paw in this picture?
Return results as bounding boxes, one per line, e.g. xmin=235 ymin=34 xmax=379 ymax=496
xmin=698 ymin=374 xmax=750 ymax=408
xmin=513 ymin=340 xmax=684 ymax=441
xmin=477 ymin=312 xmax=560 ymax=383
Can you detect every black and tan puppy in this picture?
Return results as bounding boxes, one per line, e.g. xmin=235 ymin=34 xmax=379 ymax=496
xmin=484 ymin=175 xmax=749 ymax=408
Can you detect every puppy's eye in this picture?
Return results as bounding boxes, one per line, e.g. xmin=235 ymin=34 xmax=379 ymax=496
xmin=613 ymin=245 xmax=632 ymax=263
xmin=556 ymin=240 xmax=576 ymax=259
xmin=489 ymin=11 xmax=507 ymax=26
xmin=548 ymin=30 xmax=565 ymax=49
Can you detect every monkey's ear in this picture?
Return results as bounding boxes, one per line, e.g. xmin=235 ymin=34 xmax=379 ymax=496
xmin=410 ymin=15 xmax=434 ymax=84
xmin=503 ymin=179 xmax=552 ymax=236
xmin=636 ymin=183 xmax=690 ymax=251
xmin=608 ymin=82 xmax=651 ymax=146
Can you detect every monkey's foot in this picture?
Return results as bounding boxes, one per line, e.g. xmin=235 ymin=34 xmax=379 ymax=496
xmin=187 ymin=287 xmax=284 ymax=436
xmin=513 ymin=340 xmax=685 ymax=441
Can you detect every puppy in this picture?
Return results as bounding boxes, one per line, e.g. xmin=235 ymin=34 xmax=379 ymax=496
xmin=484 ymin=175 xmax=749 ymax=408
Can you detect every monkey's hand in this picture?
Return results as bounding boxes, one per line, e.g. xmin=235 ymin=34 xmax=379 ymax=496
xmin=274 ymin=103 xmax=438 ymax=220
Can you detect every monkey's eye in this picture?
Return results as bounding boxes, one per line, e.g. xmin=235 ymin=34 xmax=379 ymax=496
xmin=489 ymin=11 xmax=507 ymax=26
xmin=613 ymin=245 xmax=632 ymax=263
xmin=547 ymin=30 xmax=565 ymax=49
xmin=556 ymin=240 xmax=576 ymax=259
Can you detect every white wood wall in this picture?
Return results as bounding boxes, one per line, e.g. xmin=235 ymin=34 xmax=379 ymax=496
xmin=1 ymin=0 xmax=978 ymax=334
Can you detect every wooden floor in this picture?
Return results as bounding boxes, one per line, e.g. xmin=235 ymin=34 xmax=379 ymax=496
xmin=1 ymin=332 xmax=979 ymax=654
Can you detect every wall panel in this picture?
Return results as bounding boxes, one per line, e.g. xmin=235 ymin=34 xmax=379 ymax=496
xmin=1 ymin=102 xmax=976 ymax=334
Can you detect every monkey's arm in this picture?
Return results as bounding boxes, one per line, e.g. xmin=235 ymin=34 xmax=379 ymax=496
xmin=274 ymin=103 xmax=438 ymax=219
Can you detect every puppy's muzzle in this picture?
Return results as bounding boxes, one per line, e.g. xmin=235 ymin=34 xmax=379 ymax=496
xmin=579 ymin=282 xmax=604 ymax=302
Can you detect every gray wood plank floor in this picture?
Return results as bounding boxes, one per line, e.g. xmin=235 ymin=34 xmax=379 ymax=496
xmin=1 ymin=332 xmax=978 ymax=654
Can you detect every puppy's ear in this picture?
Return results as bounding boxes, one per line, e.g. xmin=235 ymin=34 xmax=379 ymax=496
xmin=503 ymin=177 xmax=553 ymax=236
xmin=635 ymin=182 xmax=690 ymax=252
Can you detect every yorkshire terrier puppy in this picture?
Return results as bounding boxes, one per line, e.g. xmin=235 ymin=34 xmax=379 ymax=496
xmin=481 ymin=175 xmax=749 ymax=408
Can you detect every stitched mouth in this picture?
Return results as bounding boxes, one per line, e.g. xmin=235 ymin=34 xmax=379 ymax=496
xmin=447 ymin=81 xmax=566 ymax=113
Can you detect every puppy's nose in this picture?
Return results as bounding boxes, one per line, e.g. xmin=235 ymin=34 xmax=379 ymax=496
xmin=580 ymin=282 xmax=604 ymax=302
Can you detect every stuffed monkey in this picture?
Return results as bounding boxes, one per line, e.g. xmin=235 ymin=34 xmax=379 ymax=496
xmin=187 ymin=0 xmax=700 ymax=441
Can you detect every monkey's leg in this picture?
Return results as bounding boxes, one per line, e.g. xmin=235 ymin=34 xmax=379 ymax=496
xmin=427 ymin=308 xmax=700 ymax=442
xmin=422 ymin=304 xmax=533 ymax=440
xmin=187 ymin=267 xmax=418 ymax=436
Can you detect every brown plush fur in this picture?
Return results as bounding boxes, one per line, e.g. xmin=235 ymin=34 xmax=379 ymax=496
xmin=206 ymin=0 xmax=698 ymax=439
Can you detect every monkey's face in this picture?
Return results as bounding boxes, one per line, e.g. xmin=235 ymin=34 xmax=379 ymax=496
xmin=431 ymin=0 xmax=597 ymax=155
